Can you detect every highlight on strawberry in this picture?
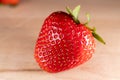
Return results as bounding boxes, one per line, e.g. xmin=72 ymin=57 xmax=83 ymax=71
xmin=34 ymin=5 xmax=105 ymax=73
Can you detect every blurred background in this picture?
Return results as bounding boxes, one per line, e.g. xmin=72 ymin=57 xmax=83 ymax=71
xmin=0 ymin=0 xmax=120 ymax=80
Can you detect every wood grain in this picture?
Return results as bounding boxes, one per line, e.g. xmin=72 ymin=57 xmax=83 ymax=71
xmin=0 ymin=0 xmax=120 ymax=80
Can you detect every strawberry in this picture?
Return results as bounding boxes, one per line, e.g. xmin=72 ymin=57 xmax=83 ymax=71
xmin=1 ymin=0 xmax=19 ymax=5
xmin=34 ymin=5 xmax=105 ymax=73
xmin=9 ymin=0 xmax=19 ymax=5
xmin=1 ymin=0 xmax=9 ymax=5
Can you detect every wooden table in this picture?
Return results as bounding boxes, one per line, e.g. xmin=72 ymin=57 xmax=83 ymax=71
xmin=0 ymin=0 xmax=120 ymax=80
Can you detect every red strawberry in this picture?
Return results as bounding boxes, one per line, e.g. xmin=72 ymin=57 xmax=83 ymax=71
xmin=34 ymin=5 xmax=105 ymax=73
xmin=1 ymin=0 xmax=19 ymax=5
xmin=9 ymin=0 xmax=19 ymax=5
xmin=1 ymin=0 xmax=9 ymax=5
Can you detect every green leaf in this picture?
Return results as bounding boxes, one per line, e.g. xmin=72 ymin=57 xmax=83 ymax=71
xmin=86 ymin=13 xmax=90 ymax=24
xmin=66 ymin=5 xmax=80 ymax=24
xmin=92 ymin=32 xmax=106 ymax=44
xmin=66 ymin=7 xmax=73 ymax=16
xmin=73 ymin=5 xmax=80 ymax=19
xmin=93 ymin=27 xmax=96 ymax=31
xmin=86 ymin=25 xmax=93 ymax=31
xmin=84 ymin=13 xmax=90 ymax=25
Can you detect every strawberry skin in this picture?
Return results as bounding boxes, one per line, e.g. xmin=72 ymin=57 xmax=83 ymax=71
xmin=1 ymin=0 xmax=9 ymax=4
xmin=34 ymin=11 xmax=95 ymax=73
xmin=9 ymin=0 xmax=19 ymax=5
xmin=1 ymin=0 xmax=19 ymax=5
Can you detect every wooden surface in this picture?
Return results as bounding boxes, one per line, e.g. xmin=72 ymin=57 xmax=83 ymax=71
xmin=0 ymin=0 xmax=120 ymax=80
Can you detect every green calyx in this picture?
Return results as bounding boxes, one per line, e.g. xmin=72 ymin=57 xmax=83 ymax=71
xmin=85 ymin=13 xmax=106 ymax=44
xmin=66 ymin=5 xmax=106 ymax=45
xmin=86 ymin=25 xmax=106 ymax=44
xmin=66 ymin=5 xmax=80 ymax=24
